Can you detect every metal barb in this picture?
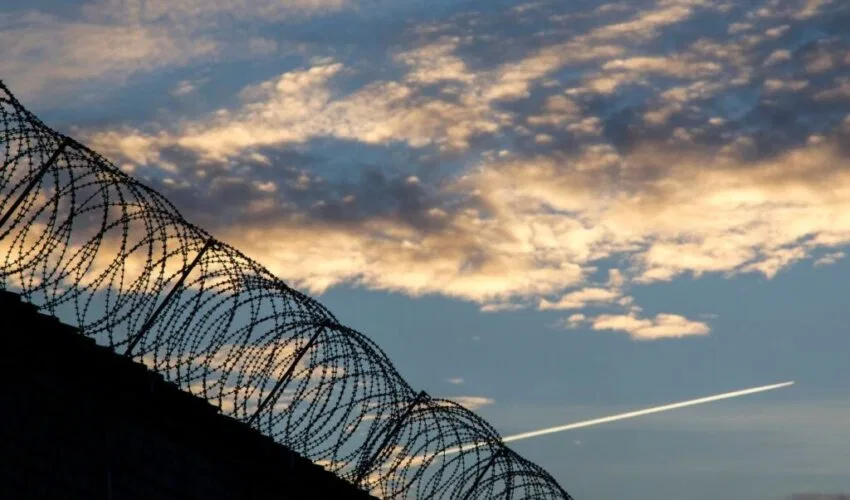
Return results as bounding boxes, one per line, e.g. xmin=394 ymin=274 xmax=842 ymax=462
xmin=460 ymin=448 xmax=504 ymax=500
xmin=124 ymin=237 xmax=215 ymax=357
xmin=0 ymin=137 xmax=70 ymax=235
xmin=354 ymin=390 xmax=429 ymax=486
xmin=247 ymin=320 xmax=330 ymax=427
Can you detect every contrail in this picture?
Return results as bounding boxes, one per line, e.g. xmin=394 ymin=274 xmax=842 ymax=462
xmin=499 ymin=380 xmax=794 ymax=444
xmin=442 ymin=381 xmax=794 ymax=455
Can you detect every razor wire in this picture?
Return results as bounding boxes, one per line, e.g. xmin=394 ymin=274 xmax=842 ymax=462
xmin=0 ymin=81 xmax=574 ymax=500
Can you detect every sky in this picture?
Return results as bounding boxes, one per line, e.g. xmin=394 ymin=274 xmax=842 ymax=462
xmin=2 ymin=0 xmax=850 ymax=497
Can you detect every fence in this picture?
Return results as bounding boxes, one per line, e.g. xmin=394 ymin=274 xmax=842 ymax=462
xmin=0 ymin=81 xmax=573 ymax=499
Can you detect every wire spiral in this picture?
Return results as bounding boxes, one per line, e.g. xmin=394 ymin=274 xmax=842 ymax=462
xmin=0 ymin=81 xmax=573 ymax=499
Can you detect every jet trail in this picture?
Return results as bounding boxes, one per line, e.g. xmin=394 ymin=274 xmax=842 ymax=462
xmin=442 ymin=381 xmax=794 ymax=455
xmin=499 ymin=380 xmax=794 ymax=444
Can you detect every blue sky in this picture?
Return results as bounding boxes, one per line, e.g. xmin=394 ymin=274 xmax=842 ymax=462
xmin=3 ymin=0 xmax=850 ymax=497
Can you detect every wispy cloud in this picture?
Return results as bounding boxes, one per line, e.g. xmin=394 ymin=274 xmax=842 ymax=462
xmin=813 ymin=251 xmax=846 ymax=267
xmin=585 ymin=312 xmax=711 ymax=340
xmin=0 ymin=11 xmax=216 ymax=100
xmin=84 ymin=0 xmax=350 ymax=26
xmin=539 ymin=288 xmax=622 ymax=311
xmin=446 ymin=396 xmax=495 ymax=411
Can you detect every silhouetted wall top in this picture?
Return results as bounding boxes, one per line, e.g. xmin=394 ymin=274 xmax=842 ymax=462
xmin=0 ymin=289 xmax=377 ymax=499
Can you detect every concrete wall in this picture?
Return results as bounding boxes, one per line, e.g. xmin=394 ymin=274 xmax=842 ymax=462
xmin=0 ymin=290 xmax=375 ymax=500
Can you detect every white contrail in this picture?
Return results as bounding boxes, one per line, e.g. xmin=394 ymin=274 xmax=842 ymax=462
xmin=442 ymin=381 xmax=794 ymax=455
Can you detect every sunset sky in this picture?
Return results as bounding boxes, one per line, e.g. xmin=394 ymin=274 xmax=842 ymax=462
xmin=3 ymin=0 xmax=850 ymax=497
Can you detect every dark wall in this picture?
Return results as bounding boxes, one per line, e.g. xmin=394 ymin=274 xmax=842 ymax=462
xmin=0 ymin=290 xmax=375 ymax=500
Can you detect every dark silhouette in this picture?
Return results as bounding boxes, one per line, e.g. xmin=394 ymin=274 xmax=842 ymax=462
xmin=0 ymin=289 xmax=376 ymax=499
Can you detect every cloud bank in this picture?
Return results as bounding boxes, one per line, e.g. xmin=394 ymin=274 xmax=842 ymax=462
xmin=8 ymin=0 xmax=850 ymax=339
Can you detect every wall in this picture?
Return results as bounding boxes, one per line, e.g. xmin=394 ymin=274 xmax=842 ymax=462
xmin=0 ymin=290 xmax=375 ymax=500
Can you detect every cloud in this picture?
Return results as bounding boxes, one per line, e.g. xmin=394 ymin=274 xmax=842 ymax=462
xmin=813 ymin=251 xmax=846 ymax=267
xmin=480 ymin=302 xmax=527 ymax=313
xmin=554 ymin=307 xmax=711 ymax=340
xmin=83 ymin=0 xmax=850 ymax=164
xmin=84 ymin=0 xmax=350 ymax=26
xmin=601 ymin=56 xmax=721 ymax=78
xmin=814 ymin=78 xmax=850 ymax=101
xmin=552 ymin=313 xmax=587 ymax=330
xmin=787 ymin=495 xmax=850 ymax=500
xmin=171 ymin=78 xmax=205 ymax=97
xmin=80 ymin=27 xmax=623 ymax=162
xmin=207 ymin=216 xmax=588 ymax=302
xmin=0 ymin=11 xmax=217 ymax=101
xmin=792 ymin=0 xmax=839 ymax=20
xmin=539 ymin=287 xmax=621 ymax=310
xmin=446 ymin=377 xmax=465 ymax=385
xmin=12 ymin=0 xmax=850 ymax=341
xmin=79 ymin=51 xmax=850 ymax=335
xmin=88 ymin=0 xmax=734 ymax=162
xmin=1 ymin=0 xmax=360 ymax=103
xmin=446 ymin=396 xmax=495 ymax=411
xmin=87 ymin=54 xmax=507 ymax=160
xmin=586 ymin=1 xmax=699 ymax=42
xmin=585 ymin=312 xmax=711 ymax=340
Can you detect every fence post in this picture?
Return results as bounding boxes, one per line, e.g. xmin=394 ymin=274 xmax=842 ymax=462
xmin=0 ymin=137 xmax=70 ymax=237
xmin=124 ymin=238 xmax=215 ymax=356
xmin=246 ymin=319 xmax=330 ymax=426
xmin=354 ymin=390 xmax=429 ymax=487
